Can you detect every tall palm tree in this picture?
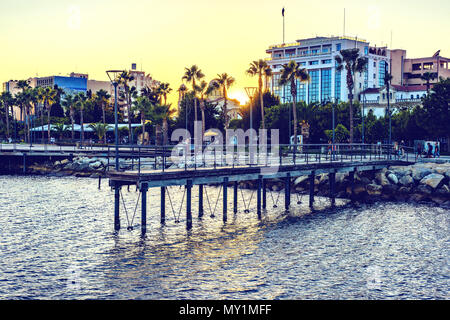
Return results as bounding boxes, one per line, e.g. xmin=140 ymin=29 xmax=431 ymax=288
xmin=132 ymin=96 xmax=153 ymax=145
xmin=16 ymin=80 xmax=30 ymax=122
xmin=0 ymin=91 xmax=14 ymax=139
xmin=52 ymin=123 xmax=70 ymax=141
xmin=61 ymin=94 xmax=77 ymax=141
xmin=279 ymin=60 xmax=310 ymax=143
xmin=195 ymin=80 xmax=217 ymax=137
xmin=246 ymin=59 xmax=272 ymax=130
xmin=335 ymin=48 xmax=368 ymax=143
xmin=153 ymin=103 xmax=176 ymax=145
xmin=177 ymin=84 xmax=188 ymax=113
xmin=182 ymin=65 xmax=205 ymax=125
xmin=39 ymin=87 xmax=57 ymax=143
xmin=213 ymin=73 xmax=235 ymax=128
xmin=420 ymin=72 xmax=436 ymax=93
xmin=74 ymin=92 xmax=87 ymax=146
xmin=95 ymin=89 xmax=111 ymax=125
xmin=118 ymin=71 xmax=135 ymax=144
xmin=158 ymin=83 xmax=172 ymax=105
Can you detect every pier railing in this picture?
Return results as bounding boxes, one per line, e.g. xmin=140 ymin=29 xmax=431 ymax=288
xmin=105 ymin=143 xmax=417 ymax=175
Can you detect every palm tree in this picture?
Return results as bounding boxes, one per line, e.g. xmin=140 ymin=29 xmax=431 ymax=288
xmin=420 ymin=72 xmax=436 ymax=92
xmin=74 ymin=92 xmax=87 ymax=146
xmin=95 ymin=89 xmax=111 ymax=125
xmin=177 ymin=84 xmax=188 ymax=113
xmin=195 ymin=80 xmax=217 ymax=137
xmin=61 ymin=94 xmax=77 ymax=141
xmin=52 ymin=123 xmax=70 ymax=141
xmin=153 ymin=103 xmax=176 ymax=145
xmin=118 ymin=71 xmax=135 ymax=144
xmin=16 ymin=80 xmax=31 ymax=122
xmin=335 ymin=48 xmax=368 ymax=143
xmin=246 ymin=59 xmax=272 ymax=130
xmin=213 ymin=73 xmax=235 ymax=128
xmin=38 ymin=87 xmax=57 ymax=143
xmin=132 ymin=96 xmax=153 ymax=145
xmin=0 ymin=91 xmax=14 ymax=139
xmin=158 ymin=83 xmax=172 ymax=105
xmin=182 ymin=65 xmax=205 ymax=125
xmin=88 ymin=123 xmax=110 ymax=144
xmin=279 ymin=60 xmax=310 ymax=143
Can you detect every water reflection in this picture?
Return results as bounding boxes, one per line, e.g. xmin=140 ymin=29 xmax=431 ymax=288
xmin=0 ymin=175 xmax=448 ymax=299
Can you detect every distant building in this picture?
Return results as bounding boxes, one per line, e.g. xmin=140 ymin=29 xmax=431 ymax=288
xmin=206 ymin=80 xmax=241 ymax=120
xmin=390 ymin=49 xmax=450 ymax=88
xmin=265 ymin=36 xmax=390 ymax=104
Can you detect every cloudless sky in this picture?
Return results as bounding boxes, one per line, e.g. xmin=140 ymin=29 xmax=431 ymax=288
xmin=1 ymin=0 xmax=449 ymax=105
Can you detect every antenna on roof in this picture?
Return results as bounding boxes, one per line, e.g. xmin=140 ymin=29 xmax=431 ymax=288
xmin=343 ymin=8 xmax=346 ymax=36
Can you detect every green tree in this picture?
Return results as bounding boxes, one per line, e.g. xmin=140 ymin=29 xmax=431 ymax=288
xmin=88 ymin=122 xmax=110 ymax=144
xmin=94 ymin=89 xmax=111 ymax=126
xmin=182 ymin=65 xmax=205 ymax=125
xmin=194 ymin=80 xmax=217 ymax=137
xmin=118 ymin=71 xmax=135 ymax=143
xmin=420 ymin=72 xmax=436 ymax=93
xmin=132 ymin=96 xmax=153 ymax=145
xmin=61 ymin=94 xmax=77 ymax=141
xmin=279 ymin=60 xmax=310 ymax=142
xmin=335 ymin=48 xmax=368 ymax=143
xmin=213 ymin=73 xmax=235 ymax=128
xmin=0 ymin=91 xmax=14 ymax=139
xmin=246 ymin=59 xmax=272 ymax=130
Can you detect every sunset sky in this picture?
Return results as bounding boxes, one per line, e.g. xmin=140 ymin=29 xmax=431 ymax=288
xmin=1 ymin=0 xmax=449 ymax=106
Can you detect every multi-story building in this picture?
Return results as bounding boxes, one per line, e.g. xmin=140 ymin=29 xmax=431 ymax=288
xmin=265 ymin=36 xmax=390 ymax=104
xmin=390 ymin=49 xmax=450 ymax=87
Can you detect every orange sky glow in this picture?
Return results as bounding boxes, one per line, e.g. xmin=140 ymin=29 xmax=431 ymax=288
xmin=1 ymin=0 xmax=449 ymax=107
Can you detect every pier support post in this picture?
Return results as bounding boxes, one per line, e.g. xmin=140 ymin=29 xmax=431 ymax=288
xmin=199 ymin=185 xmax=204 ymax=218
xmin=309 ymin=171 xmax=315 ymax=208
xmin=223 ymin=177 xmax=228 ymax=222
xmin=114 ymin=186 xmax=121 ymax=231
xmin=262 ymin=178 xmax=267 ymax=209
xmin=285 ymin=173 xmax=291 ymax=211
xmin=349 ymin=168 xmax=356 ymax=201
xmin=23 ymin=153 xmax=26 ymax=174
xmin=257 ymin=175 xmax=262 ymax=219
xmin=161 ymin=186 xmax=166 ymax=224
xmin=141 ymin=183 xmax=148 ymax=234
xmin=329 ymin=171 xmax=336 ymax=207
xmin=233 ymin=181 xmax=238 ymax=214
xmin=186 ymin=180 xmax=192 ymax=229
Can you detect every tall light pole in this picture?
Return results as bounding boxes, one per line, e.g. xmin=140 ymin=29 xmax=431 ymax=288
xmin=107 ymin=70 xmax=124 ymax=171
xmin=245 ymin=87 xmax=257 ymax=164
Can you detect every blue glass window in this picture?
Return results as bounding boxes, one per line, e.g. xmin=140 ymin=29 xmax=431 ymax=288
xmin=308 ymin=70 xmax=319 ymax=103
xmin=335 ymin=70 xmax=341 ymax=101
xmin=321 ymin=69 xmax=332 ymax=102
xmin=379 ymin=60 xmax=386 ymax=86
xmin=336 ymin=43 xmax=341 ymax=51
xmin=309 ymin=61 xmax=319 ymax=65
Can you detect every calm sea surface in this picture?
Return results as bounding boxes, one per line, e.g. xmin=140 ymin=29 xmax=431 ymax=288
xmin=0 ymin=175 xmax=448 ymax=299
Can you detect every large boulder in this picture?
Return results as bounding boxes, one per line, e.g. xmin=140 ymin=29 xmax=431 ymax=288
xmin=398 ymin=175 xmax=414 ymax=187
xmin=375 ymin=171 xmax=390 ymax=186
xmin=387 ymin=173 xmax=399 ymax=185
xmin=366 ymin=183 xmax=382 ymax=196
xmin=420 ymin=173 xmax=445 ymax=190
xmin=411 ymin=167 xmax=433 ymax=182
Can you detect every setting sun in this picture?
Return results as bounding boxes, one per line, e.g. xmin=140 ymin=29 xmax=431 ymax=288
xmin=228 ymin=89 xmax=249 ymax=106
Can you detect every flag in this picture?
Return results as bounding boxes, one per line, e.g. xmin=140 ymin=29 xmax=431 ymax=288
xmin=282 ymin=7 xmax=285 ymax=16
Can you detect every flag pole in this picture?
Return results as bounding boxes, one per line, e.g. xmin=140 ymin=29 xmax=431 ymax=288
xmin=282 ymin=7 xmax=285 ymax=44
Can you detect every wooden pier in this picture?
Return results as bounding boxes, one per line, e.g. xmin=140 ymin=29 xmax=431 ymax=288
xmin=106 ymin=143 xmax=416 ymax=234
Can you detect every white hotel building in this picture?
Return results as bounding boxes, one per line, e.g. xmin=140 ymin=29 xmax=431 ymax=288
xmin=265 ymin=36 xmax=390 ymax=104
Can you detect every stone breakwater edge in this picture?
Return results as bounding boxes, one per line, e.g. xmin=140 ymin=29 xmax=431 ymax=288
xmin=4 ymin=155 xmax=450 ymax=208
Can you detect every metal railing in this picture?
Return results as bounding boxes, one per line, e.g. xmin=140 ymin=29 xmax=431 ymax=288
xmin=104 ymin=143 xmax=417 ymax=176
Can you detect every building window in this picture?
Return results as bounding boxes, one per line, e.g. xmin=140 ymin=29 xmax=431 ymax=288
xmin=321 ymin=59 xmax=331 ymax=64
xmin=309 ymin=61 xmax=319 ymax=65
xmin=308 ymin=70 xmax=320 ymax=103
xmin=364 ymin=46 xmax=368 ymax=55
xmin=336 ymin=43 xmax=341 ymax=51
xmin=379 ymin=60 xmax=386 ymax=86
xmin=335 ymin=69 xmax=341 ymax=101
xmin=321 ymin=68 xmax=331 ymax=102
xmin=373 ymin=61 xmax=376 ymax=68
xmin=423 ymin=62 xmax=433 ymax=70
xmin=412 ymin=63 xmax=422 ymax=71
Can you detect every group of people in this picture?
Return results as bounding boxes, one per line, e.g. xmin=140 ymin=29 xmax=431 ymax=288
xmin=417 ymin=142 xmax=440 ymax=158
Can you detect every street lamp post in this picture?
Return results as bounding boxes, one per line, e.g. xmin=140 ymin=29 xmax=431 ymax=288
xmin=245 ymin=87 xmax=257 ymax=163
xmin=107 ymin=70 xmax=124 ymax=171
